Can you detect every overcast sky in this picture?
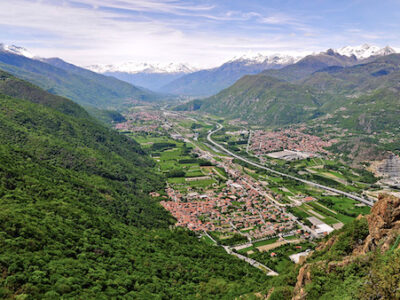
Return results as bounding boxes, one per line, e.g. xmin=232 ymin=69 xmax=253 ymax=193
xmin=1 ymin=0 xmax=399 ymax=67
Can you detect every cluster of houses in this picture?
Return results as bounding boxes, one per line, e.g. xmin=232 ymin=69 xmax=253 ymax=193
xmin=249 ymin=128 xmax=333 ymax=156
xmin=115 ymin=111 xmax=165 ymax=133
xmin=161 ymin=168 xmax=296 ymax=239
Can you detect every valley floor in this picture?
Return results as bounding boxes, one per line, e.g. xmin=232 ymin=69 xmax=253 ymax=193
xmin=114 ymin=106 xmax=394 ymax=279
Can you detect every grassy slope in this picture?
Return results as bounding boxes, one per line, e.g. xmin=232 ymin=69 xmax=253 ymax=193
xmin=0 ymin=72 xmax=266 ymax=299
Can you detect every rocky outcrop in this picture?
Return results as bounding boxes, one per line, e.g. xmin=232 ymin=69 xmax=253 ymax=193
xmin=315 ymin=235 xmax=337 ymax=252
xmin=292 ymin=194 xmax=400 ymax=299
xmin=292 ymin=263 xmax=313 ymax=300
xmin=362 ymin=194 xmax=400 ymax=252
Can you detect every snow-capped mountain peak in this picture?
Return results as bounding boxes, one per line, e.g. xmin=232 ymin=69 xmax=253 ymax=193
xmin=336 ymin=44 xmax=397 ymax=59
xmin=0 ymin=43 xmax=35 ymax=58
xmin=228 ymin=53 xmax=302 ymax=66
xmin=86 ymin=62 xmax=197 ymax=74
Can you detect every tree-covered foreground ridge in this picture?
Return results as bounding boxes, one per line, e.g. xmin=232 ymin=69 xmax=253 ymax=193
xmin=0 ymin=69 xmax=399 ymax=299
xmin=0 ymin=71 xmax=266 ymax=299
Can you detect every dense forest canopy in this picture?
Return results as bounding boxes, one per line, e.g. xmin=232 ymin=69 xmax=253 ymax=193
xmin=0 ymin=71 xmax=267 ymax=298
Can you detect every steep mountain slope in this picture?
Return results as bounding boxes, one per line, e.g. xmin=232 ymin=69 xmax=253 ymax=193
xmin=0 ymin=50 xmax=159 ymax=109
xmin=196 ymin=74 xmax=322 ymax=126
xmin=177 ymin=51 xmax=400 ymax=129
xmin=160 ymin=54 xmax=299 ymax=96
xmin=0 ymin=70 xmax=87 ymax=118
xmin=173 ymin=50 xmax=359 ymax=124
xmin=303 ymin=54 xmax=400 ymax=98
xmin=262 ymin=50 xmax=359 ymax=82
xmin=322 ymin=88 xmax=400 ymax=135
xmin=0 ymin=71 xmax=267 ymax=299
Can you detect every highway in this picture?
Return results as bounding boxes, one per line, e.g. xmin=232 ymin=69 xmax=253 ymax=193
xmin=207 ymin=124 xmax=374 ymax=207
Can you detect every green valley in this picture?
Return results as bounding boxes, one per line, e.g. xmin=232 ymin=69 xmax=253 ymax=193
xmin=2 ymin=5 xmax=400 ymax=298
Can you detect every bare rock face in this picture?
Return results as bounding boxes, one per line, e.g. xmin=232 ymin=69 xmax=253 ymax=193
xmin=378 ymin=154 xmax=400 ymax=177
xmin=316 ymin=235 xmax=337 ymax=252
xmin=292 ymin=264 xmax=312 ymax=300
xmin=364 ymin=194 xmax=400 ymax=252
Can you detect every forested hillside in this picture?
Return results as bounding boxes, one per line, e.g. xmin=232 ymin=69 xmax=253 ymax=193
xmin=195 ymin=74 xmax=322 ymax=126
xmin=0 ymin=51 xmax=159 ymax=109
xmin=0 ymin=71 xmax=267 ymax=299
xmin=177 ymin=53 xmax=400 ymax=131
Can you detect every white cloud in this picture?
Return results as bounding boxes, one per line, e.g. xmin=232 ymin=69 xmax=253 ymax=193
xmin=0 ymin=0 xmax=320 ymax=67
xmin=2 ymin=0 xmax=385 ymax=67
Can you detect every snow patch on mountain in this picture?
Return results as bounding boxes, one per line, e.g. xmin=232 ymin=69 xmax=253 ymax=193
xmin=336 ymin=44 xmax=397 ymax=59
xmin=0 ymin=43 xmax=35 ymax=58
xmin=228 ymin=53 xmax=302 ymax=66
xmin=86 ymin=62 xmax=198 ymax=74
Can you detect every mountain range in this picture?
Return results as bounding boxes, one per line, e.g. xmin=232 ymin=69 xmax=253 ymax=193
xmin=88 ymin=44 xmax=395 ymax=97
xmin=336 ymin=44 xmax=396 ymax=59
xmin=158 ymin=53 xmax=301 ymax=96
xmin=86 ymin=54 xmax=300 ymax=94
xmin=86 ymin=62 xmax=197 ymax=91
xmin=3 ymin=43 xmax=394 ymax=101
xmin=0 ymin=44 xmax=161 ymax=109
xmin=176 ymin=46 xmax=400 ymax=136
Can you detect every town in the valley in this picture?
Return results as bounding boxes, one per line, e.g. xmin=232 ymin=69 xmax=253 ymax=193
xmin=114 ymin=107 xmax=399 ymax=273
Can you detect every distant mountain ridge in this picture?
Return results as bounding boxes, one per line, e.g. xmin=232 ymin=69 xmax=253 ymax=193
xmin=159 ymin=45 xmax=396 ymax=96
xmin=227 ymin=53 xmax=301 ymax=66
xmin=0 ymin=43 xmax=35 ymax=58
xmin=158 ymin=53 xmax=300 ymax=96
xmin=87 ymin=61 xmax=197 ymax=74
xmin=336 ymin=44 xmax=396 ymax=59
xmin=259 ymin=49 xmax=360 ymax=82
xmin=176 ymin=50 xmax=400 ymax=132
xmin=85 ymin=62 xmax=197 ymax=91
xmin=80 ymin=44 xmax=399 ymax=96
xmin=0 ymin=43 xmax=161 ymax=109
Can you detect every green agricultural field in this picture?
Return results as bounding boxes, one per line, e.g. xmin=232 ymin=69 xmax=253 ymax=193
xmin=185 ymin=166 xmax=204 ymax=177
xmin=132 ymin=132 xmax=226 ymax=193
xmin=319 ymin=196 xmax=370 ymax=220
xmin=188 ymin=178 xmax=217 ymax=188
xmin=289 ymin=206 xmax=311 ymax=220
xmin=160 ymin=148 xmax=182 ymax=160
xmin=167 ymin=177 xmax=186 ymax=184
xmin=133 ymin=135 xmax=172 ymax=145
